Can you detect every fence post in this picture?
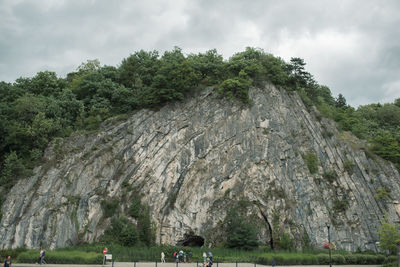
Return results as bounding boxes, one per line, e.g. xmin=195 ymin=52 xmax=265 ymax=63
xmin=176 ymin=261 xmax=178 ymax=267
xmin=196 ymin=262 xmax=198 ymax=267
xmin=236 ymin=261 xmax=238 ymax=267
xmin=134 ymin=261 xmax=136 ymax=267
xmin=112 ymin=259 xmax=114 ymax=267
xmin=254 ymin=263 xmax=256 ymax=267
xmin=103 ymin=255 xmax=105 ymax=266
xmin=156 ymin=261 xmax=158 ymax=267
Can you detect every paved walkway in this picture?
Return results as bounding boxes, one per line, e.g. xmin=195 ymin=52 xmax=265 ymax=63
xmin=11 ymin=263 xmax=382 ymax=267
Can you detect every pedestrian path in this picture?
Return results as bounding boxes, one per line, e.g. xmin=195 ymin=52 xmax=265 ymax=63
xmin=11 ymin=263 xmax=382 ymax=267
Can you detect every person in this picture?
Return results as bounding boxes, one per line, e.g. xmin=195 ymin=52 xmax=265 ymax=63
xmin=188 ymin=252 xmax=192 ymax=263
xmin=40 ymin=249 xmax=46 ymax=265
xmin=161 ymin=251 xmax=165 ymax=263
xmin=183 ymin=252 xmax=186 ymax=263
xmin=179 ymin=250 xmax=183 ymax=263
xmin=208 ymin=252 xmax=213 ymax=263
xmin=3 ymin=256 xmax=11 ymax=267
xmin=202 ymin=252 xmax=206 ymax=263
xmin=38 ymin=249 xmax=43 ymax=264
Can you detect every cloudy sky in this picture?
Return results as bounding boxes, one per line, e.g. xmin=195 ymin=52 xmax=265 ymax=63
xmin=1 ymin=0 xmax=399 ymax=107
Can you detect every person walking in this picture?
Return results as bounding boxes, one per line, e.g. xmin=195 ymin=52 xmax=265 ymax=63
xmin=161 ymin=251 xmax=165 ymax=263
xmin=208 ymin=252 xmax=213 ymax=263
xmin=38 ymin=249 xmax=43 ymax=264
xmin=202 ymin=252 xmax=206 ymax=263
xmin=3 ymin=256 xmax=12 ymax=267
xmin=40 ymin=249 xmax=46 ymax=265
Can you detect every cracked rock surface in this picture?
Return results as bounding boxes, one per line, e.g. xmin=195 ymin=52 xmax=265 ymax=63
xmin=1 ymin=84 xmax=399 ymax=251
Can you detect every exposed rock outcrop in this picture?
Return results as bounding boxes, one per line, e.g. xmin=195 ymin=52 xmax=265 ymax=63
xmin=1 ymin=84 xmax=399 ymax=251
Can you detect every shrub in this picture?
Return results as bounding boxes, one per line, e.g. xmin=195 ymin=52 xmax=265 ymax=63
xmin=323 ymin=170 xmax=337 ymax=183
xmin=129 ymin=199 xmax=141 ymax=218
xmin=375 ymin=187 xmax=392 ymax=201
xmin=17 ymin=250 xmax=103 ymax=264
xmin=332 ymin=254 xmax=345 ymax=264
xmin=333 ymin=198 xmax=349 ymax=213
xmin=280 ymin=232 xmax=294 ymax=250
xmin=303 ymin=152 xmax=319 ymax=174
xmin=217 ymin=70 xmax=251 ymax=103
xmin=101 ymin=199 xmax=119 ymax=218
xmin=343 ymin=159 xmax=355 ymax=174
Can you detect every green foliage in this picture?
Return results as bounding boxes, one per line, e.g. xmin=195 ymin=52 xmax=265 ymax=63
xmin=378 ymin=217 xmax=400 ymax=254
xmin=371 ymin=131 xmax=400 ymax=165
xmin=280 ymin=232 xmax=294 ymax=250
xmin=323 ymin=170 xmax=337 ymax=183
xmin=302 ymin=152 xmax=319 ymax=174
xmin=129 ymin=199 xmax=142 ymax=218
xmin=217 ymin=70 xmax=251 ymax=103
xmin=17 ymin=250 xmax=102 ymax=264
xmin=332 ymin=198 xmax=349 ymax=213
xmin=101 ymin=199 xmax=119 ymax=218
xmin=343 ymin=159 xmax=355 ymax=174
xmin=375 ymin=187 xmax=392 ymax=201
xmin=224 ymin=207 xmax=259 ymax=250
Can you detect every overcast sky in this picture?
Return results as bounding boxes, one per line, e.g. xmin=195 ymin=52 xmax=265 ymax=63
xmin=1 ymin=0 xmax=399 ymax=107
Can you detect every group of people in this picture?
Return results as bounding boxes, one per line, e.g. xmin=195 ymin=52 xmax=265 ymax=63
xmin=172 ymin=250 xmax=192 ymax=263
xmin=161 ymin=251 xmax=213 ymax=266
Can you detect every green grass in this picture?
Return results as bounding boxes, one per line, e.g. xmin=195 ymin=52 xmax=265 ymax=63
xmin=17 ymin=250 xmax=103 ymax=264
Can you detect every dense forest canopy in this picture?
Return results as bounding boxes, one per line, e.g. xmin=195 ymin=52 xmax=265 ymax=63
xmin=0 ymin=47 xmax=399 ymax=220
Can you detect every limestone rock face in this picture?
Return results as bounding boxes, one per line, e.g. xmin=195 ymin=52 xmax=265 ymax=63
xmin=1 ymin=84 xmax=399 ymax=251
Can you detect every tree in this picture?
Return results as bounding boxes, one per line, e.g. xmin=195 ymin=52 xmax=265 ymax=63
xmin=224 ymin=207 xmax=259 ymax=250
xmin=119 ymin=50 xmax=159 ymax=88
xmin=0 ymin=152 xmax=26 ymax=189
xmin=371 ymin=131 xmax=400 ymax=164
xmin=378 ymin=217 xmax=400 ymax=254
xmin=335 ymin=94 xmax=347 ymax=108
xmin=188 ymin=49 xmax=225 ymax=85
xmin=287 ymin=57 xmax=314 ymax=89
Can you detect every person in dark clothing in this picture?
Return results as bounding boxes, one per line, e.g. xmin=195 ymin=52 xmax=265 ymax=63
xmin=3 ymin=256 xmax=12 ymax=267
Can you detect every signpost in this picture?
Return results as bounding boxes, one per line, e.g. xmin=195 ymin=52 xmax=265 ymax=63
xmin=103 ymin=248 xmax=108 ymax=265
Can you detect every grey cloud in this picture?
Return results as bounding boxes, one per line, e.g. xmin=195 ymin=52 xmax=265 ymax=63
xmin=0 ymin=0 xmax=399 ymax=106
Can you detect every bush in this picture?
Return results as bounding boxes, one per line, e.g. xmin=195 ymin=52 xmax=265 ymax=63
xmin=323 ymin=170 xmax=337 ymax=183
xmin=0 ymin=247 xmax=27 ymax=260
xmin=332 ymin=254 xmax=345 ymax=264
xmin=17 ymin=250 xmax=103 ymax=264
xmin=129 ymin=199 xmax=141 ymax=218
xmin=101 ymin=199 xmax=119 ymax=218
xmin=343 ymin=159 xmax=355 ymax=174
xmin=333 ymin=198 xmax=349 ymax=213
xmin=280 ymin=232 xmax=294 ymax=250
xmin=303 ymin=152 xmax=319 ymax=174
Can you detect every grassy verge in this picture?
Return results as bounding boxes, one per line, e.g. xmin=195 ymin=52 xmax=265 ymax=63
xmin=16 ymin=250 xmax=103 ymax=264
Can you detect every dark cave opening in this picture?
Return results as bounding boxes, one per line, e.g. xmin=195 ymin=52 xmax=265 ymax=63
xmin=177 ymin=233 xmax=205 ymax=247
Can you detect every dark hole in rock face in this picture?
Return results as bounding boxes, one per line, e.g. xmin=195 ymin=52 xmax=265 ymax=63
xmin=177 ymin=233 xmax=205 ymax=247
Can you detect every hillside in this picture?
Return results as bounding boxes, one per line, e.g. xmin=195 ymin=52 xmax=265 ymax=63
xmin=0 ymin=48 xmax=399 ymax=251
xmin=1 ymin=83 xmax=399 ymax=251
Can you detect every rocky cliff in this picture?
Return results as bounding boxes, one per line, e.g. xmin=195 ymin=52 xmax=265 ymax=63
xmin=1 ymin=84 xmax=399 ymax=251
